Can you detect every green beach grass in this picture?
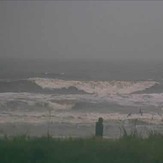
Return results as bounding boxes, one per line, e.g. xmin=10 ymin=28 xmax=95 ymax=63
xmin=0 ymin=133 xmax=163 ymax=163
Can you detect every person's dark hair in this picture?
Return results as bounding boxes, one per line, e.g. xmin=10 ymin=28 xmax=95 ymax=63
xmin=98 ymin=117 xmax=103 ymax=123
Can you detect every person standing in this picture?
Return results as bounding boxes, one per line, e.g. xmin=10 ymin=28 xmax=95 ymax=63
xmin=95 ymin=117 xmax=103 ymax=137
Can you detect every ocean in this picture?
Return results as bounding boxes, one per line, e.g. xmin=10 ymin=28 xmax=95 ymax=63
xmin=0 ymin=58 xmax=163 ymax=138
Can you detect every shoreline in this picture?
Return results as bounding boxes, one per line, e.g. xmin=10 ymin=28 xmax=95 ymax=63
xmin=0 ymin=120 xmax=163 ymax=139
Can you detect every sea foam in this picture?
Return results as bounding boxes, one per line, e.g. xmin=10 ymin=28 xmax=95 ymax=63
xmin=30 ymin=78 xmax=158 ymax=96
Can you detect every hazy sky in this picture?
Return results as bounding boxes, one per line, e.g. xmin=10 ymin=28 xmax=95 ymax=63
xmin=1 ymin=1 xmax=163 ymax=61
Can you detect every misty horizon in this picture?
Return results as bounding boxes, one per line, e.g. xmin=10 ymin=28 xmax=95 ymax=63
xmin=1 ymin=1 xmax=163 ymax=61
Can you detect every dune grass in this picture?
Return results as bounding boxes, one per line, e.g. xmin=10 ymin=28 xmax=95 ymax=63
xmin=0 ymin=133 xmax=163 ymax=163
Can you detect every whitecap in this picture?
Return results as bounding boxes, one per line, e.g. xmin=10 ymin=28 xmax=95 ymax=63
xmin=29 ymin=78 xmax=158 ymax=96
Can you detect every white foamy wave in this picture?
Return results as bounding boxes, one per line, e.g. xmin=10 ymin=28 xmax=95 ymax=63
xmin=30 ymin=78 xmax=158 ymax=95
xmin=1 ymin=92 xmax=163 ymax=124
xmin=0 ymin=93 xmax=76 ymax=112
xmin=1 ymin=92 xmax=163 ymax=109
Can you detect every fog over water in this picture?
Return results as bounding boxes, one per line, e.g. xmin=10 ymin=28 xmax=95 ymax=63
xmin=1 ymin=1 xmax=163 ymax=61
xmin=1 ymin=1 xmax=163 ymax=138
xmin=0 ymin=59 xmax=163 ymax=137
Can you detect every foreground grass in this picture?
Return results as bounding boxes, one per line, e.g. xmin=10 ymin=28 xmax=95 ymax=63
xmin=0 ymin=134 xmax=163 ymax=163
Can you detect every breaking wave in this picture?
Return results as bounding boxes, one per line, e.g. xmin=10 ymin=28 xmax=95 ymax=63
xmin=30 ymin=78 xmax=158 ymax=96
xmin=1 ymin=92 xmax=163 ymax=124
xmin=0 ymin=79 xmax=86 ymax=94
xmin=0 ymin=79 xmax=43 ymax=93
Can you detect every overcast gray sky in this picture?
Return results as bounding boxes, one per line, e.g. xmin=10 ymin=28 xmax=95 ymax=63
xmin=1 ymin=1 xmax=163 ymax=61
